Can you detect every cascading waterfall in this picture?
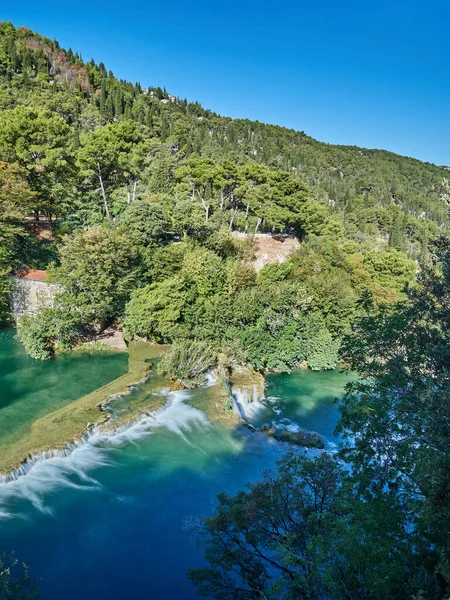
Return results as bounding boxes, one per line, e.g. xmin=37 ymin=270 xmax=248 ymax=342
xmin=0 ymin=388 xmax=210 ymax=517
xmin=232 ymin=385 xmax=266 ymax=420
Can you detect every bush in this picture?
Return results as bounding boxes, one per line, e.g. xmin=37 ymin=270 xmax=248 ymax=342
xmin=306 ymin=328 xmax=340 ymax=370
xmin=17 ymin=308 xmax=82 ymax=360
xmin=158 ymin=340 xmax=217 ymax=388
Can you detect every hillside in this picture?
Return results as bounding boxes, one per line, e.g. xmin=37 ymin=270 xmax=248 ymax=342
xmin=0 ymin=22 xmax=448 ymax=243
xmin=0 ymin=20 xmax=447 ymax=373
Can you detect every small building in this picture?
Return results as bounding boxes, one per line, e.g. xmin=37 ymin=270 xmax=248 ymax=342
xmin=10 ymin=270 xmax=63 ymax=319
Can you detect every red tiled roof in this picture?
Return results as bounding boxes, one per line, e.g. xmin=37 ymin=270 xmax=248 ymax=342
xmin=14 ymin=269 xmax=49 ymax=281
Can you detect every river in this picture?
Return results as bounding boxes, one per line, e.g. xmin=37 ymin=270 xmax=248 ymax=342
xmin=0 ymin=329 xmax=349 ymax=599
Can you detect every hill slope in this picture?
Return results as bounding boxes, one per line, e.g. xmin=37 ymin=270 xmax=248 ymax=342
xmin=0 ymin=20 xmax=446 ymax=373
xmin=0 ymin=20 xmax=448 ymax=250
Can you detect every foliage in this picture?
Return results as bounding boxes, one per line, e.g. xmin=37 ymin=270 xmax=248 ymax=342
xmin=158 ymin=339 xmax=217 ymax=388
xmin=16 ymin=308 xmax=81 ymax=360
xmin=52 ymin=225 xmax=139 ymax=329
xmin=76 ymin=120 xmax=148 ymax=218
xmin=188 ymin=241 xmax=450 ymax=599
xmin=188 ymin=451 xmax=430 ymax=599
xmin=0 ymin=106 xmax=74 ymax=219
xmin=124 ymin=275 xmax=193 ymax=342
xmin=0 ymin=553 xmax=39 ymax=600
xmin=118 ymin=198 xmax=170 ymax=245
xmin=0 ymin=20 xmax=443 ymax=371
xmin=337 ymin=235 xmax=450 ymax=592
xmin=304 ymin=326 xmax=340 ymax=370
xmin=0 ymin=161 xmax=34 ymax=322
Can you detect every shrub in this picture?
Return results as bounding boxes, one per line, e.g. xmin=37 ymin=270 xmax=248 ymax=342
xmin=158 ymin=340 xmax=217 ymax=388
xmin=17 ymin=308 xmax=82 ymax=360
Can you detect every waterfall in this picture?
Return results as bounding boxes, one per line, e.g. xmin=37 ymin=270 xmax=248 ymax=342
xmin=232 ymin=385 xmax=266 ymax=420
xmin=0 ymin=389 xmax=210 ymax=516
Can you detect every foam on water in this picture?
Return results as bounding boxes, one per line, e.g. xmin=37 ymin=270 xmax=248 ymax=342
xmin=0 ymin=389 xmax=209 ymax=519
xmin=204 ymin=371 xmax=219 ymax=388
xmin=232 ymin=386 xmax=267 ymax=420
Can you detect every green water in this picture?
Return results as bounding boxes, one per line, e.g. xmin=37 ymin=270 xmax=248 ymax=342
xmin=0 ymin=328 xmax=128 ymax=449
xmin=0 ymin=332 xmax=350 ymax=599
xmin=262 ymin=369 xmax=352 ymax=446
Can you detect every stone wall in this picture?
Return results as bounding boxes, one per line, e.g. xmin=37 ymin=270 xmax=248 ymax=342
xmin=10 ymin=278 xmax=63 ymax=319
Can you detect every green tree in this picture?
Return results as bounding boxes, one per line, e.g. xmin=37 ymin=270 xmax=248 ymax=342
xmin=125 ymin=275 xmax=193 ymax=342
xmin=0 ymin=552 xmax=39 ymax=600
xmin=77 ymin=120 xmax=149 ymax=217
xmin=188 ymin=453 xmax=349 ymax=599
xmin=119 ymin=198 xmax=170 ymax=245
xmin=52 ymin=225 xmax=138 ymax=330
xmin=0 ymin=106 xmax=74 ymax=220
xmin=0 ymin=162 xmax=34 ymax=322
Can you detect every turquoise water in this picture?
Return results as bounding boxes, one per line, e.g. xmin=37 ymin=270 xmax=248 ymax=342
xmin=0 ymin=328 xmax=128 ymax=449
xmin=0 ymin=334 xmax=350 ymax=600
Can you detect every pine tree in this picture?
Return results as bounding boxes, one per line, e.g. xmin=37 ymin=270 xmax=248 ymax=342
xmin=113 ymin=91 xmax=123 ymax=118
xmin=99 ymin=78 xmax=107 ymax=114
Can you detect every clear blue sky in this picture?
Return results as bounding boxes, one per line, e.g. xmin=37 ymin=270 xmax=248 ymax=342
xmin=3 ymin=1 xmax=450 ymax=165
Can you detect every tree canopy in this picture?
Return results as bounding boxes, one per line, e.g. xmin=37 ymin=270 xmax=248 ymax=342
xmin=188 ymin=238 xmax=450 ymax=599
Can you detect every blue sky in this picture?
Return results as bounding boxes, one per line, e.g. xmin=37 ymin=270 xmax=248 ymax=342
xmin=3 ymin=1 xmax=450 ymax=165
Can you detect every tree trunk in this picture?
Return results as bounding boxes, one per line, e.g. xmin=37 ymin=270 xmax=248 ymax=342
xmin=199 ymin=195 xmax=209 ymax=223
xmin=229 ymin=208 xmax=238 ymax=230
xmin=132 ymin=179 xmax=137 ymax=203
xmin=255 ymin=217 xmax=262 ymax=234
xmin=97 ymin=162 xmax=110 ymax=218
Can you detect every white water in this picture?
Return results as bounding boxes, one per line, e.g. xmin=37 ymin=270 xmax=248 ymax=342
xmin=0 ymin=389 xmax=209 ymax=518
xmin=232 ymin=386 xmax=266 ymax=420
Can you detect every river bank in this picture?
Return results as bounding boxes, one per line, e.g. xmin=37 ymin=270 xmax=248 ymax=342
xmin=0 ymin=328 xmax=345 ymax=480
xmin=0 ymin=338 xmax=170 ymax=475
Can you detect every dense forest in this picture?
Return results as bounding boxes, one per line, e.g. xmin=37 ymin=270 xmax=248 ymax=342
xmin=0 ymin=21 xmax=449 ymax=600
xmin=0 ymin=21 xmax=448 ymax=374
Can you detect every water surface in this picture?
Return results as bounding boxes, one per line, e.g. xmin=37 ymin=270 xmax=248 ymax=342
xmin=0 ymin=342 xmax=350 ymax=600
xmin=0 ymin=328 xmax=128 ymax=449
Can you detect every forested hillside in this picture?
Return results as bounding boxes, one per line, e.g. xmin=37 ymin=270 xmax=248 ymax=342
xmin=0 ymin=21 xmax=448 ymax=372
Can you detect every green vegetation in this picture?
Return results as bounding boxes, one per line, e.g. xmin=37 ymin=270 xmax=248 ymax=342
xmin=0 ymin=553 xmax=39 ymax=600
xmin=188 ymin=238 xmax=450 ymax=599
xmin=158 ymin=340 xmax=217 ymax=388
xmin=0 ymin=21 xmax=449 ymax=598
xmin=0 ymin=22 xmax=446 ymax=378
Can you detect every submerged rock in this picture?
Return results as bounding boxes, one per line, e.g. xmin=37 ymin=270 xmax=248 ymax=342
xmin=262 ymin=423 xmax=325 ymax=449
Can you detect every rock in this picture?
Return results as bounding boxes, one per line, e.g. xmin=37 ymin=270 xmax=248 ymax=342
xmin=95 ymin=327 xmax=127 ymax=350
xmin=260 ymin=423 xmax=325 ymax=449
xmin=274 ymin=428 xmax=325 ymax=449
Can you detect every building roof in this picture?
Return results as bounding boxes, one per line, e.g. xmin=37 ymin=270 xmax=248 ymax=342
xmin=14 ymin=269 xmax=49 ymax=282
